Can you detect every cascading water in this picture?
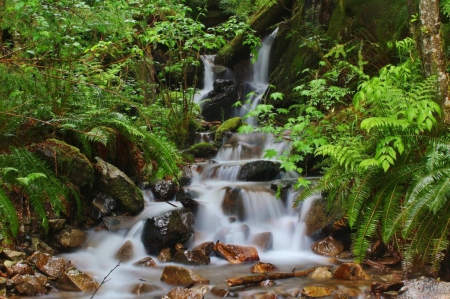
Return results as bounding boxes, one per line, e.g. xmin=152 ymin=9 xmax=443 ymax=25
xmin=194 ymin=55 xmax=216 ymax=105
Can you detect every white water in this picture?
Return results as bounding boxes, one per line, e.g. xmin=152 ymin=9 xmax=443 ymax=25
xmin=194 ymin=55 xmax=216 ymax=105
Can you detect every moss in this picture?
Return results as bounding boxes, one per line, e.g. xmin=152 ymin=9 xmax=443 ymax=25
xmin=185 ymin=142 xmax=218 ymax=158
xmin=33 ymin=138 xmax=95 ymax=187
xmin=214 ymin=117 xmax=243 ymax=145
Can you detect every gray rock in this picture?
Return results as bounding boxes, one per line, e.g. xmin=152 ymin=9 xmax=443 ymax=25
xmin=150 ymin=180 xmax=177 ymax=201
xmin=103 ymin=216 xmax=135 ymax=231
xmin=238 ymin=160 xmax=281 ymax=181
xmin=397 ymin=276 xmax=450 ymax=299
xmin=92 ymin=192 xmax=117 ymax=215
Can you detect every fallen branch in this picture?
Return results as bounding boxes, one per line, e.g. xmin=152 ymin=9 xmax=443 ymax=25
xmin=90 ymin=261 xmax=121 ymax=299
xmin=226 ymin=267 xmax=318 ymax=287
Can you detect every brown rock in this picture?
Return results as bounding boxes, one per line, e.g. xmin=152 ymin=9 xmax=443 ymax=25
xmin=214 ymin=241 xmax=259 ymax=264
xmin=49 ymin=219 xmax=66 ymax=231
xmin=3 ymin=249 xmax=26 ymax=262
xmin=311 ymin=236 xmax=344 ymax=257
xmin=308 ymin=266 xmax=333 ymax=279
xmin=252 ymin=232 xmax=273 ymax=252
xmin=259 ymin=279 xmax=275 ymax=286
xmin=252 ymin=292 xmax=277 ymax=299
xmin=130 ymin=283 xmax=161 ymax=295
xmin=133 ymin=257 xmax=157 ymax=268
xmin=115 ymin=240 xmax=134 ymax=262
xmin=12 ymin=273 xmax=48 ymax=296
xmin=371 ymin=281 xmax=404 ymax=294
xmin=302 ymin=285 xmax=337 ymax=297
xmin=210 ymin=286 xmax=233 ymax=297
xmin=175 ymin=243 xmax=186 ymax=252
xmin=160 ymin=265 xmax=209 ymax=286
xmin=333 ymin=263 xmax=370 ymax=280
xmin=56 ymin=228 xmax=87 ymax=249
xmin=31 ymin=237 xmax=55 ymax=255
xmin=192 ymin=242 xmax=215 ymax=256
xmin=173 ymin=250 xmax=210 ymax=265
xmin=158 ymin=247 xmax=172 ymax=263
xmin=7 ymin=262 xmax=34 ymax=276
xmin=164 ymin=287 xmax=204 ymax=299
xmin=221 ymin=187 xmax=245 ymax=221
xmin=56 ymin=267 xmax=99 ymax=292
xmin=103 ymin=216 xmax=136 ymax=231
xmin=29 ymin=251 xmax=71 ymax=279
xmin=250 ymin=262 xmax=278 ymax=273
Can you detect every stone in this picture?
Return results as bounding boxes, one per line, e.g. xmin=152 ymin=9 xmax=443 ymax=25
xmin=56 ymin=267 xmax=99 ymax=292
xmin=141 ymin=208 xmax=195 ymax=254
xmin=250 ymin=262 xmax=278 ymax=273
xmin=397 ymin=276 xmax=450 ymax=299
xmin=172 ymin=250 xmax=210 ymax=266
xmin=238 ymin=161 xmax=281 ymax=181
xmin=92 ymin=192 xmax=117 ymax=215
xmin=308 ymin=267 xmax=333 ymax=279
xmin=221 ymin=187 xmax=245 ymax=221
xmin=158 ymin=248 xmax=172 ymax=263
xmin=95 ymin=157 xmax=144 ymax=215
xmin=210 ymin=287 xmax=233 ymax=297
xmin=192 ymin=242 xmax=215 ymax=256
xmin=176 ymin=188 xmax=200 ymax=214
xmin=311 ymin=236 xmax=344 ymax=257
xmin=2 ymin=249 xmax=26 ymax=262
xmin=49 ymin=219 xmax=66 ymax=231
xmin=6 ymin=262 xmax=34 ymax=277
xmin=185 ymin=142 xmax=218 ymax=159
xmin=11 ymin=273 xmax=48 ymax=296
xmin=29 ymin=251 xmax=71 ymax=279
xmin=133 ymin=257 xmax=157 ymax=268
xmin=302 ymin=285 xmax=337 ymax=297
xmin=103 ymin=216 xmax=135 ymax=231
xmin=160 ymin=265 xmax=209 ymax=286
xmin=150 ymin=179 xmax=177 ymax=201
xmin=333 ymin=263 xmax=370 ymax=280
xmin=164 ymin=287 xmax=204 ymax=299
xmin=252 ymin=232 xmax=273 ymax=252
xmin=56 ymin=228 xmax=87 ymax=249
xmin=371 ymin=281 xmax=404 ymax=295
xmin=214 ymin=241 xmax=260 ymax=264
xmin=213 ymin=117 xmax=242 ymax=145
xmin=130 ymin=283 xmax=161 ymax=295
xmin=115 ymin=240 xmax=134 ymax=262
xmin=31 ymin=237 xmax=54 ymax=255
xmin=202 ymin=82 xmax=239 ymax=122
xmin=305 ymin=199 xmax=347 ymax=238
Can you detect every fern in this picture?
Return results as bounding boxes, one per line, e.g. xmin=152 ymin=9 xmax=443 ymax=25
xmin=0 ymin=187 xmax=20 ymax=241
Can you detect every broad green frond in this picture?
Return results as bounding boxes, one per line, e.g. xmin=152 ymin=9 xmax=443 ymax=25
xmin=347 ymin=170 xmax=377 ymax=227
xmin=0 ymin=187 xmax=19 ymax=239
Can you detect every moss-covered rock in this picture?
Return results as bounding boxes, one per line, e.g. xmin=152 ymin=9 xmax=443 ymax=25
xmin=214 ymin=117 xmax=243 ymax=146
xmin=33 ymin=138 xmax=94 ymax=187
xmin=185 ymin=142 xmax=218 ymax=159
xmin=95 ymin=157 xmax=144 ymax=215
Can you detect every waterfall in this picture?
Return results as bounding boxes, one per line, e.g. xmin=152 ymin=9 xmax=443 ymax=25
xmin=194 ymin=54 xmax=215 ymax=104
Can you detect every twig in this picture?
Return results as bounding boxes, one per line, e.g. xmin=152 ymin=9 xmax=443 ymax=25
xmin=90 ymin=261 xmax=121 ymax=299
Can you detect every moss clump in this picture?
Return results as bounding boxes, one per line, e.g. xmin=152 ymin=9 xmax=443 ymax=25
xmin=185 ymin=142 xmax=218 ymax=158
xmin=214 ymin=117 xmax=243 ymax=146
xmin=33 ymin=138 xmax=94 ymax=187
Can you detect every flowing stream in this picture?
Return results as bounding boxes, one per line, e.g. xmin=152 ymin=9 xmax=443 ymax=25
xmin=43 ymin=30 xmax=372 ymax=299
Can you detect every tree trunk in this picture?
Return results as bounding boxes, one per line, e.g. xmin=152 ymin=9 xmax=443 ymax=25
xmin=419 ymin=0 xmax=450 ymax=123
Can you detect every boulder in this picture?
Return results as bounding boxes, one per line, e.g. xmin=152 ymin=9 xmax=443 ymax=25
xmin=311 ymin=236 xmax=344 ymax=257
xmin=160 ymin=265 xmax=209 ymax=285
xmin=221 ymin=187 xmax=245 ymax=221
xmin=333 ymin=263 xmax=370 ymax=280
xmin=238 ymin=161 xmax=281 ymax=181
xmin=33 ymin=138 xmax=94 ymax=187
xmin=133 ymin=257 xmax=157 ymax=268
xmin=214 ymin=241 xmax=260 ymax=264
xmin=102 ymin=216 xmax=135 ymax=231
xmin=302 ymin=285 xmax=337 ymax=297
xmin=95 ymin=157 xmax=144 ymax=215
xmin=11 ymin=273 xmax=48 ymax=296
xmin=56 ymin=267 xmax=99 ymax=292
xmin=141 ymin=208 xmax=195 ymax=254
xmin=397 ymin=277 xmax=450 ymax=299
xmin=130 ymin=283 xmax=161 ymax=295
xmin=164 ymin=287 xmax=204 ymax=299
xmin=6 ymin=262 xmax=34 ymax=277
xmin=202 ymin=80 xmax=238 ymax=122
xmin=250 ymin=262 xmax=278 ymax=273
xmin=56 ymin=228 xmax=87 ymax=249
xmin=252 ymin=232 xmax=273 ymax=252
xmin=114 ymin=240 xmax=134 ymax=262
xmin=185 ymin=142 xmax=218 ymax=159
xmin=214 ymin=117 xmax=243 ymax=145
xmin=150 ymin=179 xmax=177 ymax=201
xmin=172 ymin=250 xmax=210 ymax=266
xmin=29 ymin=251 xmax=70 ymax=279
xmin=192 ymin=242 xmax=215 ymax=256
xmin=176 ymin=188 xmax=200 ymax=214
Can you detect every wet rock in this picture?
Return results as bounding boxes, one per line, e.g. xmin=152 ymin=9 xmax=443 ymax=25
xmin=306 ymin=198 xmax=348 ymax=239
xmin=30 ymin=237 xmax=54 ymax=255
xmin=29 ymin=251 xmax=70 ymax=279
xmin=213 ymin=117 xmax=242 ymax=146
xmin=49 ymin=219 xmax=66 ymax=231
xmin=371 ymin=281 xmax=404 ymax=296
xmin=308 ymin=267 xmax=333 ymax=279
xmin=56 ymin=228 xmax=87 ymax=249
xmin=302 ymin=285 xmax=337 ymax=297
xmin=185 ymin=142 xmax=218 ymax=159
xmin=103 ymin=215 xmax=135 ymax=231
xmin=11 ymin=273 xmax=48 ymax=296
xmin=3 ymin=249 xmax=26 ymax=262
xmin=397 ymin=276 xmax=450 ymax=299
xmin=130 ymin=283 xmax=161 ymax=295
xmin=6 ymin=262 xmax=34 ymax=276
xmin=150 ymin=179 xmax=177 ymax=201
xmin=214 ymin=241 xmax=260 ymax=263
xmin=333 ymin=287 xmax=361 ymax=298
xmin=92 ymin=192 xmax=117 ymax=215
xmin=252 ymin=232 xmax=273 ymax=252
xmin=33 ymin=138 xmax=94 ymax=187
xmin=158 ymin=248 xmax=172 ymax=263
xmin=192 ymin=242 xmax=215 ymax=256
xmin=191 ymin=285 xmax=211 ymax=295
xmin=270 ymin=180 xmax=293 ymax=204
xmin=115 ymin=240 xmax=134 ymax=262
xmin=238 ymin=161 xmax=281 ymax=181
xmin=311 ymin=236 xmax=344 ymax=257
xmin=250 ymin=291 xmax=277 ymax=299
xmin=259 ymin=280 xmax=275 ymax=286
xmin=202 ymin=81 xmax=238 ymax=122
xmin=222 ymin=187 xmax=245 ymax=221
xmin=133 ymin=257 xmax=157 ymax=268
xmin=250 ymin=262 xmax=278 ymax=273
xmin=210 ymin=286 xmax=234 ymax=297
xmin=160 ymin=265 xmax=209 ymax=285
xmin=141 ymin=208 xmax=195 ymax=254
xmin=56 ymin=267 xmax=99 ymax=292
xmin=176 ymin=188 xmax=200 ymax=214
xmin=333 ymin=263 xmax=370 ymax=280
xmin=173 ymin=250 xmax=210 ymax=266
xmin=376 ymin=257 xmax=401 ymax=267
xmin=367 ymin=239 xmax=386 ymax=259
xmin=164 ymin=287 xmax=204 ymax=299
xmin=95 ymin=157 xmax=144 ymax=215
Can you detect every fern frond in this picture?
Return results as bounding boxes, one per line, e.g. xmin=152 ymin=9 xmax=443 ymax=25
xmin=0 ymin=187 xmax=19 ymax=239
xmin=347 ymin=170 xmax=377 ymax=227
xmin=315 ymin=144 xmax=363 ymax=170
